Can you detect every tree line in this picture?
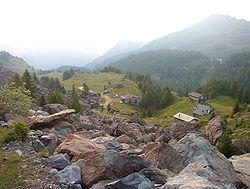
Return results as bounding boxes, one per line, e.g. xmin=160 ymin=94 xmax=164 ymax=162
xmin=126 ymin=72 xmax=174 ymax=117
xmin=198 ymin=79 xmax=250 ymax=103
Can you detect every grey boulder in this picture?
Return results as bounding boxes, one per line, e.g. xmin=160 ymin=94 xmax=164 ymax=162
xmin=43 ymin=154 xmax=71 ymax=170
xmin=57 ymin=165 xmax=82 ymax=184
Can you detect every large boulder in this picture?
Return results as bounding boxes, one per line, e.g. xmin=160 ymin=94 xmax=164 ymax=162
xmin=28 ymin=109 xmax=76 ymax=129
xmin=42 ymin=104 xmax=68 ymax=115
xmin=57 ymin=165 xmax=82 ymax=184
xmin=204 ymin=115 xmax=226 ymax=145
xmin=40 ymin=132 xmax=59 ymax=154
xmin=143 ymin=142 xmax=184 ymax=173
xmin=73 ymin=150 xmax=149 ymax=187
xmin=229 ymin=153 xmax=250 ymax=188
xmin=161 ymin=133 xmax=242 ymax=189
xmin=43 ymin=154 xmax=71 ymax=170
xmin=54 ymin=134 xmax=105 ymax=161
xmin=140 ymin=167 xmax=174 ymax=185
xmin=90 ymin=173 xmax=154 ymax=189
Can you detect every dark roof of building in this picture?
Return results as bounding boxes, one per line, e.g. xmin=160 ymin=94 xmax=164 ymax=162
xmin=121 ymin=94 xmax=138 ymax=100
xmin=193 ymin=104 xmax=213 ymax=116
xmin=188 ymin=92 xmax=203 ymax=98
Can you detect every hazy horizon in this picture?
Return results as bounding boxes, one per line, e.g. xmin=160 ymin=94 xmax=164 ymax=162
xmin=1 ymin=0 xmax=250 ymax=68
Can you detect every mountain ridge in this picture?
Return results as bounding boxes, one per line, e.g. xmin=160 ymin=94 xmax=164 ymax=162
xmin=85 ymin=40 xmax=145 ymax=70
xmin=0 ymin=51 xmax=33 ymax=74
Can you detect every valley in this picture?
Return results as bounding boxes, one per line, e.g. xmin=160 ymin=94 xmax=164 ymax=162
xmin=0 ymin=11 xmax=250 ymax=189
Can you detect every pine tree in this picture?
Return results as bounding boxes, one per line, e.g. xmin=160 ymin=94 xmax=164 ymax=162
xmin=232 ymin=98 xmax=240 ymax=115
xmin=12 ymin=73 xmax=23 ymax=87
xmin=218 ymin=129 xmax=235 ymax=158
xmin=33 ymin=73 xmax=39 ymax=83
xmin=22 ymin=69 xmax=37 ymax=96
xmin=145 ymin=108 xmax=152 ymax=117
xmin=70 ymin=85 xmax=82 ymax=113
xmin=38 ymin=95 xmax=47 ymax=106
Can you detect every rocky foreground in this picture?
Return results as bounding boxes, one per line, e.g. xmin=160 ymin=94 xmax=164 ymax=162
xmin=1 ymin=104 xmax=249 ymax=189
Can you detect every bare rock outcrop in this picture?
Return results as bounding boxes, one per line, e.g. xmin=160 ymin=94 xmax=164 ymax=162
xmin=73 ymin=150 xmax=149 ymax=187
xmin=28 ymin=109 xmax=76 ymax=129
xmin=42 ymin=104 xmax=68 ymax=115
xmin=230 ymin=153 xmax=250 ymax=188
xmin=144 ymin=142 xmax=185 ymax=173
xmin=161 ymin=133 xmax=242 ymax=189
xmin=204 ymin=115 xmax=226 ymax=145
xmin=54 ymin=134 xmax=105 ymax=162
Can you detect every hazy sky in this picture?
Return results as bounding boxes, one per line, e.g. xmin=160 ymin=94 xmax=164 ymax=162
xmin=0 ymin=0 xmax=250 ymax=57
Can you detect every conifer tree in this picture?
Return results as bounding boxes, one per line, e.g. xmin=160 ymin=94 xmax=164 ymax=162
xmin=38 ymin=95 xmax=47 ymax=106
xmin=12 ymin=73 xmax=23 ymax=87
xmin=70 ymin=85 xmax=82 ymax=113
xmin=232 ymin=98 xmax=240 ymax=115
xmin=22 ymin=69 xmax=37 ymax=96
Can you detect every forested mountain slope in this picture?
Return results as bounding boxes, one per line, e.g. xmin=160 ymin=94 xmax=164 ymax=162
xmin=143 ymin=14 xmax=250 ymax=58
xmin=111 ymin=49 xmax=215 ymax=91
xmin=210 ymin=52 xmax=250 ymax=90
xmin=0 ymin=51 xmax=33 ymax=74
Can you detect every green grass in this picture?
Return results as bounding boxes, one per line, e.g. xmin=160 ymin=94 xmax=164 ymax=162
xmin=40 ymin=72 xmax=142 ymax=116
xmin=155 ymin=97 xmax=195 ymax=118
xmin=207 ymin=96 xmax=236 ymax=116
xmin=144 ymin=97 xmax=195 ymax=126
xmin=0 ymin=128 xmax=49 ymax=189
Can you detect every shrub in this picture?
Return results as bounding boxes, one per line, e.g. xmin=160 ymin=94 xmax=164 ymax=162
xmin=208 ymin=112 xmax=216 ymax=121
xmin=217 ymin=128 xmax=235 ymax=158
xmin=3 ymin=121 xmax=30 ymax=143
xmin=0 ymin=84 xmax=33 ymax=116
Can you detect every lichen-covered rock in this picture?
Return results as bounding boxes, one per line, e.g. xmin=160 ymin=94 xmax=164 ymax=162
xmin=230 ymin=153 xmax=250 ymax=188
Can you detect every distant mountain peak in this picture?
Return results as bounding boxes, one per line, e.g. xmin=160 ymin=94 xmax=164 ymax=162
xmin=143 ymin=14 xmax=250 ymax=58
xmin=85 ymin=40 xmax=145 ymax=70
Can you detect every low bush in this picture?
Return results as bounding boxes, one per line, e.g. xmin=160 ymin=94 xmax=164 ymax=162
xmin=3 ymin=121 xmax=30 ymax=143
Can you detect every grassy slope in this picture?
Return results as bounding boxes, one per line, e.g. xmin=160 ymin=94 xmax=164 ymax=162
xmin=207 ymin=96 xmax=235 ymax=116
xmin=145 ymin=97 xmax=195 ymax=125
xmin=0 ymin=128 xmax=50 ymax=189
xmin=39 ymin=72 xmax=142 ymax=116
xmin=39 ymin=73 xmax=237 ymax=125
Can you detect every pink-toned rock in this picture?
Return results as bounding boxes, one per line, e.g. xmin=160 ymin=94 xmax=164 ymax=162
xmin=54 ymin=134 xmax=105 ymax=161
xmin=204 ymin=115 xmax=226 ymax=145
xmin=28 ymin=109 xmax=75 ymax=129
xmin=73 ymin=150 xmax=149 ymax=187
xmin=144 ymin=142 xmax=184 ymax=173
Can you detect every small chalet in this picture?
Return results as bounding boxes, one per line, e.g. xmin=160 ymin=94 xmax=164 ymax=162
xmin=193 ymin=104 xmax=214 ymax=116
xmin=188 ymin=92 xmax=206 ymax=104
xmin=121 ymin=94 xmax=139 ymax=105
xmin=173 ymin=112 xmax=198 ymax=123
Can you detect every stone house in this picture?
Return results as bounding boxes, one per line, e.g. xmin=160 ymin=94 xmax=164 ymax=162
xmin=121 ymin=94 xmax=139 ymax=105
xmin=193 ymin=104 xmax=214 ymax=116
xmin=188 ymin=92 xmax=206 ymax=104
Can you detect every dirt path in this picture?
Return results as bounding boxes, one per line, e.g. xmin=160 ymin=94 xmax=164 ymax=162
xmin=101 ymin=94 xmax=112 ymax=107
